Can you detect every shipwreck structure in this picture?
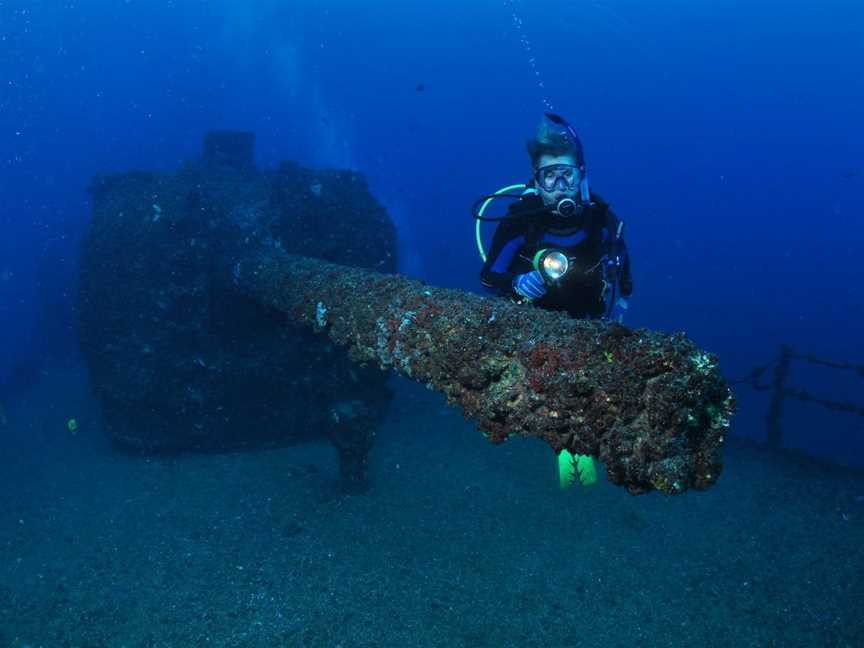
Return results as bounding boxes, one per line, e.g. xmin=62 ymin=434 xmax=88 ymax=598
xmin=79 ymin=131 xmax=734 ymax=495
xmin=79 ymin=132 xmax=394 ymax=490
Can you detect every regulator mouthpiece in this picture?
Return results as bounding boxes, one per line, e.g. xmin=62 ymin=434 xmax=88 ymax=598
xmin=556 ymin=198 xmax=578 ymax=218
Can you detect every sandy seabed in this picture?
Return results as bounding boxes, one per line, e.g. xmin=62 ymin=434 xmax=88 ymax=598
xmin=1 ymin=368 xmax=863 ymax=648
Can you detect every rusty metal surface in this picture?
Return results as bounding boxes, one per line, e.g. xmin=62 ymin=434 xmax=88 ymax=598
xmin=239 ymin=251 xmax=735 ymax=496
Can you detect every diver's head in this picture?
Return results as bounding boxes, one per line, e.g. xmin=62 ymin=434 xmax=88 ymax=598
xmin=526 ymin=119 xmax=587 ymax=212
xmin=534 ymin=153 xmax=581 ymax=209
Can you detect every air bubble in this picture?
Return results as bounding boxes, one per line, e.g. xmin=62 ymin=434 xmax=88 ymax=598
xmin=505 ymin=0 xmax=555 ymax=111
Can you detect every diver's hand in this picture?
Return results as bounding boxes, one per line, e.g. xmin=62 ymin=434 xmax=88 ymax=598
xmin=513 ymin=271 xmax=546 ymax=301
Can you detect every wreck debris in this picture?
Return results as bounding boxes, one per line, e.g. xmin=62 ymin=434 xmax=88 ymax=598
xmin=79 ymin=131 xmax=395 ymax=494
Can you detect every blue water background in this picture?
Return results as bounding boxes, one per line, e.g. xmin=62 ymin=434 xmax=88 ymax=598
xmin=1 ymin=0 xmax=862 ymax=464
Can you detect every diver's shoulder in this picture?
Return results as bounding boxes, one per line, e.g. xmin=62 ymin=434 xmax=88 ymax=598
xmin=588 ymin=190 xmax=610 ymax=211
xmin=587 ymin=191 xmax=623 ymax=225
xmin=513 ymin=191 xmax=543 ymax=210
xmin=502 ymin=192 xmax=542 ymax=221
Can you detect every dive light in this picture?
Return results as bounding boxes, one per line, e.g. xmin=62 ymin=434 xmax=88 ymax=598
xmin=533 ymin=248 xmax=571 ymax=284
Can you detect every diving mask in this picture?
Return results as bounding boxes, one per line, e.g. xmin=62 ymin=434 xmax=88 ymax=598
xmin=534 ymin=163 xmax=581 ymax=193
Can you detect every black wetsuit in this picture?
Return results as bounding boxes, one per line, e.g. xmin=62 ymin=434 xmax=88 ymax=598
xmin=480 ymin=191 xmax=633 ymax=318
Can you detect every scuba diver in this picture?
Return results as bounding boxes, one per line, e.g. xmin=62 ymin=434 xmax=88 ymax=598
xmin=473 ymin=113 xmax=634 ymax=489
xmin=476 ymin=113 xmax=632 ymax=321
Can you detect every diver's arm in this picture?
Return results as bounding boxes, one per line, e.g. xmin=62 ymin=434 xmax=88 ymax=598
xmin=480 ymin=222 xmax=525 ymax=296
xmin=606 ymin=237 xmax=632 ymax=322
xmin=599 ymin=201 xmax=633 ymax=321
xmin=606 ymin=203 xmax=632 ymax=298
xmin=599 ymin=200 xmax=633 ymax=298
xmin=619 ymin=238 xmax=633 ymax=297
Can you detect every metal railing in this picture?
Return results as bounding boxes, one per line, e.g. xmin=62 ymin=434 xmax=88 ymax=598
xmin=732 ymin=345 xmax=864 ymax=448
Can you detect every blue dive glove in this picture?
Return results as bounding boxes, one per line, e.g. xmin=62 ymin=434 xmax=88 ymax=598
xmin=513 ymin=270 xmax=547 ymax=301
